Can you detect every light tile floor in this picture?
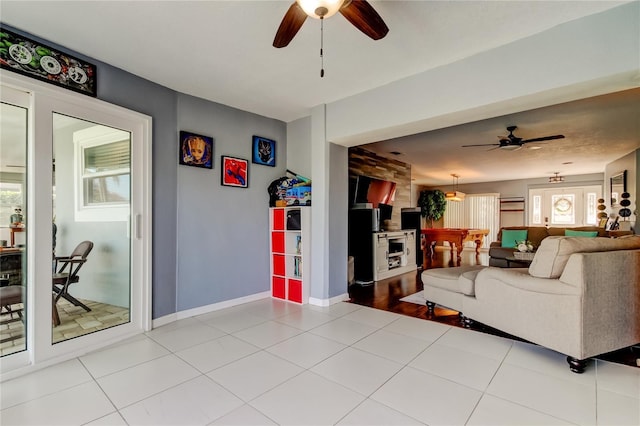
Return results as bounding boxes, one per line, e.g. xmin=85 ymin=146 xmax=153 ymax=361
xmin=1 ymin=298 xmax=129 ymax=356
xmin=1 ymin=298 xmax=639 ymax=425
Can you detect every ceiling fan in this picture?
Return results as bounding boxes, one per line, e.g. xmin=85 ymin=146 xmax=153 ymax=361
xmin=273 ymin=0 xmax=389 ymax=48
xmin=462 ymin=126 xmax=565 ymax=151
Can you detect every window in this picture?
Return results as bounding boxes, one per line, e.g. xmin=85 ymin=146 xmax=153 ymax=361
xmin=551 ymin=194 xmax=575 ymax=224
xmin=0 ymin=181 xmax=23 ymax=226
xmin=443 ymin=193 xmax=500 ymax=247
xmin=74 ymin=124 xmax=131 ymax=221
xmin=532 ymin=195 xmax=542 ymax=225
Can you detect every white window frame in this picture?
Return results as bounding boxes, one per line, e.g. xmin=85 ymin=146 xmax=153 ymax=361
xmin=73 ymin=125 xmax=130 ymax=222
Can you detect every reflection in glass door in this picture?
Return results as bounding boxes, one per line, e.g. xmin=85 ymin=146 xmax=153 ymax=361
xmin=0 ymin=96 xmax=28 ymax=357
xmin=51 ymin=113 xmax=131 ymax=343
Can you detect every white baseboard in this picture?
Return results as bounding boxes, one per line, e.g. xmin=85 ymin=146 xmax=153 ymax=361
xmin=152 ymin=291 xmax=348 ymax=328
xmin=309 ymin=292 xmax=350 ymax=307
xmin=176 ymin=291 xmax=270 ymax=320
xmin=152 ymin=313 xmax=178 ymax=329
xmin=151 ymin=292 xmax=271 ymax=329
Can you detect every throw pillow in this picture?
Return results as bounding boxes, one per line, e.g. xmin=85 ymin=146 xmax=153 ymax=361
xmin=501 ymin=229 xmax=528 ymax=248
xmin=564 ymin=230 xmax=598 ymax=237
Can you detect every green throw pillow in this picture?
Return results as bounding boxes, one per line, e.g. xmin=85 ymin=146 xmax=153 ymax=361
xmin=501 ymin=229 xmax=528 ymax=248
xmin=565 ymin=230 xmax=598 ymax=237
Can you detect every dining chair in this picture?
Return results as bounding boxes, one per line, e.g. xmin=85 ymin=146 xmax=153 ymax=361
xmin=52 ymin=240 xmax=93 ymax=326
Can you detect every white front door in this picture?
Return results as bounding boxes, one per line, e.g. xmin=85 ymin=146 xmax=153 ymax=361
xmin=529 ymin=186 xmax=601 ymax=227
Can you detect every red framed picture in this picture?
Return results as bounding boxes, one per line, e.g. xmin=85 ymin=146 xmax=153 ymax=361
xmin=221 ymin=156 xmax=248 ymax=188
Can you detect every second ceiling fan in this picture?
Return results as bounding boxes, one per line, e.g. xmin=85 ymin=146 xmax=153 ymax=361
xmin=462 ymin=126 xmax=565 ymax=151
xmin=273 ymin=0 xmax=389 ymax=48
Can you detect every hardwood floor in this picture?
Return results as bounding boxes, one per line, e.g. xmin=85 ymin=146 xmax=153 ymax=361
xmin=347 ymin=246 xmax=640 ymax=369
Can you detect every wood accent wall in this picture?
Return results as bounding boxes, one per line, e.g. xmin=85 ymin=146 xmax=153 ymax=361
xmin=348 ymin=147 xmax=412 ymax=227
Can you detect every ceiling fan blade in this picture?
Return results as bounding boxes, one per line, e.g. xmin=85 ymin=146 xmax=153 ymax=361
xmin=522 ymin=135 xmax=565 ymax=143
xmin=339 ymin=0 xmax=389 ymax=40
xmin=461 ymin=143 xmax=500 ymax=147
xmin=273 ymin=2 xmax=308 ymax=48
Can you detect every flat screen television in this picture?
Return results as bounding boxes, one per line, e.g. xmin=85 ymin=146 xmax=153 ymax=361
xmin=349 ymin=175 xmax=397 ymax=208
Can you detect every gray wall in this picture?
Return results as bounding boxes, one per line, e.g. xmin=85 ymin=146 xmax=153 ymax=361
xmin=421 ymin=173 xmax=605 ymax=226
xmin=96 ymin=63 xmax=178 ymax=319
xmin=328 ymin=143 xmax=348 ymax=299
xmin=5 ymin=24 xmax=180 ymax=318
xmin=605 ymin=150 xmax=637 ymax=229
xmin=5 ymin=25 xmax=286 ymax=318
xmin=286 ymin=117 xmax=312 ymax=179
xmin=176 ymin=94 xmax=286 ymax=311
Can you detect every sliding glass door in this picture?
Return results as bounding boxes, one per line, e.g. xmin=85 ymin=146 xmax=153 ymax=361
xmin=0 ymin=72 xmax=151 ymax=374
xmin=51 ymin=113 xmax=132 ymax=343
xmin=0 ymin=87 xmax=29 ymax=366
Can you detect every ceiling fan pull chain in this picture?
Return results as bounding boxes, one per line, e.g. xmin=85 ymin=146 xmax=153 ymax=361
xmin=320 ymin=17 xmax=325 ymax=77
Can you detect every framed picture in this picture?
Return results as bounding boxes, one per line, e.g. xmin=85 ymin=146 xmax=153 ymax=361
xmin=221 ymin=156 xmax=248 ymax=188
xmin=251 ymin=135 xmax=276 ymax=167
xmin=179 ymin=131 xmax=213 ymax=169
xmin=0 ymin=26 xmax=97 ymax=97
xmin=598 ymin=218 xmax=609 ymax=228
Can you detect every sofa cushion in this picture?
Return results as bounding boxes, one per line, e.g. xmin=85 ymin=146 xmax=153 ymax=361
xmin=458 ymin=269 xmax=483 ymax=296
xmin=529 ymin=235 xmax=640 ymax=278
xmin=564 ymin=230 xmax=598 ymax=237
xmin=421 ymin=265 xmax=486 ymax=295
xmin=497 ymin=227 xmax=550 ymax=247
xmin=547 ymin=226 xmax=607 ymax=237
xmin=501 ymin=229 xmax=528 ymax=248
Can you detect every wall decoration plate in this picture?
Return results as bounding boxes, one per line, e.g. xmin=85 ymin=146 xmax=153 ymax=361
xmin=0 ymin=26 xmax=97 ymax=97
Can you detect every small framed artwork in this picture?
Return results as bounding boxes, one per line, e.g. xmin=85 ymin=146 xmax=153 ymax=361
xmin=252 ymin=135 xmax=276 ymax=167
xmin=221 ymin=156 xmax=249 ymax=188
xmin=179 ymin=131 xmax=213 ymax=169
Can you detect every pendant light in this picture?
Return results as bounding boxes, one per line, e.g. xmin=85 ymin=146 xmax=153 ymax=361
xmin=445 ymin=174 xmax=465 ymax=202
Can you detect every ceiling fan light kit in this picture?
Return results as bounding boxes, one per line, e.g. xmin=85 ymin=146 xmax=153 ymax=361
xmin=272 ymin=0 xmax=390 ymax=75
xmin=298 ymin=0 xmax=343 ymax=19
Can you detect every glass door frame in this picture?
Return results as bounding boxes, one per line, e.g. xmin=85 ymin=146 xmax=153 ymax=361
xmin=0 ymin=85 xmax=31 ymax=372
xmin=0 ymin=71 xmax=152 ymax=378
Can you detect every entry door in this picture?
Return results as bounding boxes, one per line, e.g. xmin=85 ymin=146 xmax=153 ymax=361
xmin=1 ymin=73 xmax=151 ymax=372
xmin=529 ymin=186 xmax=600 ymax=227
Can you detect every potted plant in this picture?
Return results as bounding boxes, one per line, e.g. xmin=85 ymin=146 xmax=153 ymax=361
xmin=418 ymin=189 xmax=447 ymax=228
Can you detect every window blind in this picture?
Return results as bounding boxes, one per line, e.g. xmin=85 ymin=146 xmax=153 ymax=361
xmin=84 ymin=140 xmax=130 ymax=173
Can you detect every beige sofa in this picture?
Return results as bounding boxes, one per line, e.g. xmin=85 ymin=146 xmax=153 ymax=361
xmin=422 ymin=235 xmax=640 ymax=373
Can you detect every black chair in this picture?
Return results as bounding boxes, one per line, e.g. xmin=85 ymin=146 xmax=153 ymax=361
xmin=0 ymin=285 xmax=24 ymax=323
xmin=52 ymin=240 xmax=93 ymax=325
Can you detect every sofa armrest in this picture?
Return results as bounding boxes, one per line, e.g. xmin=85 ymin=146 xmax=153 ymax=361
xmin=558 ymin=250 xmax=640 ymax=357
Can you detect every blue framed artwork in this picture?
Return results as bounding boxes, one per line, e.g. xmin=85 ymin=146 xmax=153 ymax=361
xmin=252 ymin=135 xmax=276 ymax=167
xmin=179 ymin=131 xmax=213 ymax=169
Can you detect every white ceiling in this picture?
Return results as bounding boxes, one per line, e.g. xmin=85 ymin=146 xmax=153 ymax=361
xmin=1 ymin=1 xmax=638 ymax=183
xmin=360 ymin=88 xmax=640 ymax=185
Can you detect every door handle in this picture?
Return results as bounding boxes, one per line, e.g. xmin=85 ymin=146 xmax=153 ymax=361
xmin=135 ymin=214 xmax=142 ymax=239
